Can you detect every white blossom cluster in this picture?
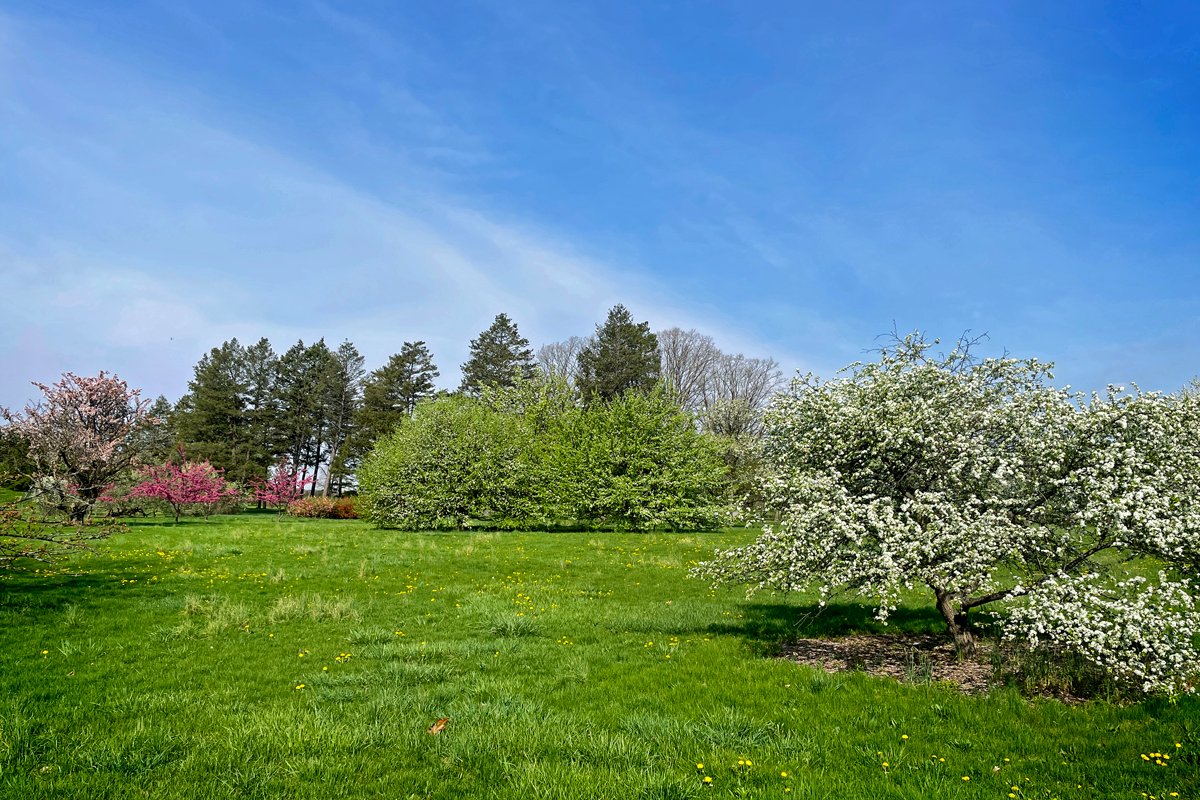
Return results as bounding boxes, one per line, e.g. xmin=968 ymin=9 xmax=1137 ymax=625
xmin=1004 ymin=572 xmax=1198 ymax=695
xmin=693 ymin=334 xmax=1200 ymax=694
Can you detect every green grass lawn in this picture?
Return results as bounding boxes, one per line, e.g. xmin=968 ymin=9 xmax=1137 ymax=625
xmin=0 ymin=513 xmax=1194 ymax=799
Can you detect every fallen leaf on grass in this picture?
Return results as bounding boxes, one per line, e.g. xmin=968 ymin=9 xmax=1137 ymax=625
xmin=427 ymin=718 xmax=449 ymax=735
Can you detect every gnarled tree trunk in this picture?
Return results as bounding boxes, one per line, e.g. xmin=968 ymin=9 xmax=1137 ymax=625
xmin=934 ymin=588 xmax=976 ymax=656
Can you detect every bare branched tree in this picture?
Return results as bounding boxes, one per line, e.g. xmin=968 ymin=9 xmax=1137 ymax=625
xmin=537 ymin=336 xmax=589 ymax=385
xmin=657 ymin=328 xmax=722 ymax=413
xmin=704 ymin=353 xmax=784 ymax=414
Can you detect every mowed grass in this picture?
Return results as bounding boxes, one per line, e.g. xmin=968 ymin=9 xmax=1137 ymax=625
xmin=0 ymin=514 xmax=1195 ymax=799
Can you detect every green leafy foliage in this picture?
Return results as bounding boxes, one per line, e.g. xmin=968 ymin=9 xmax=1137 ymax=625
xmin=359 ymin=381 xmax=729 ymax=530
xmin=358 ymin=395 xmax=538 ymax=530
xmin=545 ymin=386 xmax=730 ymax=530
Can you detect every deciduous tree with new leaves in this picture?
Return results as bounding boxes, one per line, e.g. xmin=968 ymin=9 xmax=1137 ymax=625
xmin=2 ymin=372 xmax=156 ymax=521
xmin=694 ymin=334 xmax=1200 ymax=695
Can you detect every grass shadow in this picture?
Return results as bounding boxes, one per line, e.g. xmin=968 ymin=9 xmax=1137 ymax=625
xmin=705 ymin=601 xmax=950 ymax=656
xmin=0 ymin=557 xmax=160 ymax=611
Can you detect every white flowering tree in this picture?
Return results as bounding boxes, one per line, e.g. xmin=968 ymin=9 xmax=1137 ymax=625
xmin=694 ymin=334 xmax=1200 ymax=694
xmin=2 ymin=372 xmax=155 ymax=521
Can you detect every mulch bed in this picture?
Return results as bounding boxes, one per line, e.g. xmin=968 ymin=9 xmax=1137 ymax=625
xmin=778 ymin=633 xmax=996 ymax=695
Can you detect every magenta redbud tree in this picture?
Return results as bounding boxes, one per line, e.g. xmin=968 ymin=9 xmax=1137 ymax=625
xmin=130 ymin=453 xmax=240 ymax=523
xmin=250 ymin=457 xmax=313 ymax=509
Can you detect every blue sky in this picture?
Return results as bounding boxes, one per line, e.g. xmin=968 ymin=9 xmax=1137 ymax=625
xmin=2 ymin=1 xmax=1198 ymax=406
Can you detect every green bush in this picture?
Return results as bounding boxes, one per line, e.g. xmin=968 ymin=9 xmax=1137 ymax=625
xmin=358 ymin=382 xmax=730 ymax=531
xmin=358 ymin=395 xmax=541 ymax=530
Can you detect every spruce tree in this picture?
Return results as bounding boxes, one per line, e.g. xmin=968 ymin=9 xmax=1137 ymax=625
xmin=459 ymin=313 xmax=536 ymax=395
xmin=576 ymin=305 xmax=661 ymax=404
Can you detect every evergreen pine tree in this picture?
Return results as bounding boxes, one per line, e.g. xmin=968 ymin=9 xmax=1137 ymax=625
xmin=350 ymin=341 xmax=440 ymax=458
xmin=322 ymin=340 xmax=366 ymax=495
xmin=242 ymin=337 xmax=279 ymax=483
xmin=174 ymin=339 xmax=252 ymax=479
xmin=576 ymin=305 xmax=661 ymax=404
xmin=459 ymin=313 xmax=536 ymax=395
xmin=275 ymin=339 xmax=343 ymax=494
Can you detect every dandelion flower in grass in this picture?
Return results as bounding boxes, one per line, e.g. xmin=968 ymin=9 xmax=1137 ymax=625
xmin=696 ymin=764 xmax=703 ymax=771
xmin=702 ymin=776 xmax=712 ymax=785
xmin=294 ymin=684 xmax=305 ymax=690
xmin=962 ymin=776 xmax=970 ymax=781
xmin=901 ymin=734 xmax=908 ymax=740
xmin=780 ymin=771 xmax=789 ymax=778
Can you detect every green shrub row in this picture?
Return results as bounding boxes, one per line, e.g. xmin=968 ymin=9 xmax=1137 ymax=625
xmin=358 ymin=381 xmax=731 ymax=531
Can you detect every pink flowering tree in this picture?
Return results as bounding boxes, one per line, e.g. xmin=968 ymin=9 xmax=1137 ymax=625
xmin=2 ymin=372 xmax=156 ymax=521
xmin=250 ymin=457 xmax=313 ymax=511
xmin=130 ymin=453 xmax=241 ymax=523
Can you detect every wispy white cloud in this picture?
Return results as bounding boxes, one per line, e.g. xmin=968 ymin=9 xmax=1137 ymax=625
xmin=0 ymin=10 xmax=803 ymax=407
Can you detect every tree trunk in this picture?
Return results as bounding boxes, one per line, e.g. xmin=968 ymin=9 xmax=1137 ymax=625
xmin=934 ymin=588 xmax=976 ymax=656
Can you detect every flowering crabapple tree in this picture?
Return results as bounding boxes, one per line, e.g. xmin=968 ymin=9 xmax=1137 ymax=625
xmin=250 ymin=457 xmax=313 ymax=510
xmin=2 ymin=372 xmax=155 ymax=521
xmin=130 ymin=452 xmax=241 ymax=523
xmin=694 ymin=334 xmax=1200 ymax=695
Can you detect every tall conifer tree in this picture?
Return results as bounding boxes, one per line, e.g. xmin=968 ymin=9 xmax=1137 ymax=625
xmin=576 ymin=305 xmax=661 ymax=404
xmin=350 ymin=341 xmax=440 ymax=459
xmin=459 ymin=313 xmax=536 ymax=395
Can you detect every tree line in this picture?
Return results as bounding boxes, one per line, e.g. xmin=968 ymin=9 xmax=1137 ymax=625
xmin=73 ymin=305 xmax=782 ymax=498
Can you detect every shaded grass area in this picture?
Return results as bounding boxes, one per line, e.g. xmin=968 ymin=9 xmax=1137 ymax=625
xmin=0 ymin=514 xmax=1195 ymax=799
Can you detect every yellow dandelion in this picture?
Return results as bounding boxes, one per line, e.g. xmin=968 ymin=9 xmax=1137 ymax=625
xmin=696 ymin=763 xmax=703 ymax=770
xmin=901 ymin=734 xmax=908 ymax=740
xmin=780 ymin=771 xmax=788 ymax=778
xmin=294 ymin=684 xmax=305 ymax=690
xmin=962 ymin=776 xmax=970 ymax=782
xmin=702 ymin=776 xmax=712 ymax=784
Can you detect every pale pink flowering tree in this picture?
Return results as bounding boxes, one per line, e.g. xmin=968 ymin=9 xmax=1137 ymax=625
xmin=250 ymin=457 xmax=313 ymax=510
xmin=130 ymin=453 xmax=241 ymax=523
xmin=2 ymin=372 xmax=156 ymax=521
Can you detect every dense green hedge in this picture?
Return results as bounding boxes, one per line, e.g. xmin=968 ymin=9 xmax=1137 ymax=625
xmin=358 ymin=383 xmax=730 ymax=530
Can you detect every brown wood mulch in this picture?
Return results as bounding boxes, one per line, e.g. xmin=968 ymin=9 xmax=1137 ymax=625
xmin=778 ymin=634 xmax=996 ymax=695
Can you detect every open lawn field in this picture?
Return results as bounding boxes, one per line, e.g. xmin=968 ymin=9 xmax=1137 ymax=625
xmin=0 ymin=514 xmax=1195 ymax=799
